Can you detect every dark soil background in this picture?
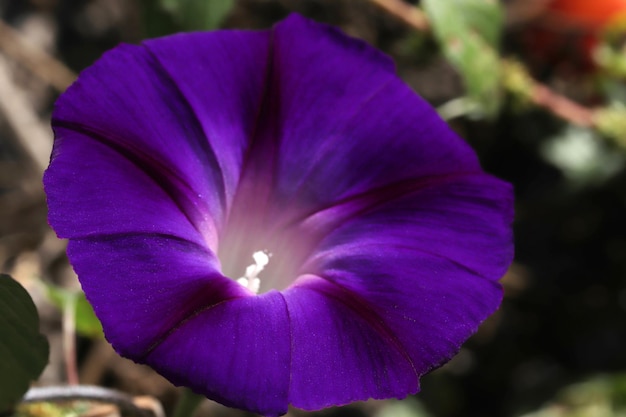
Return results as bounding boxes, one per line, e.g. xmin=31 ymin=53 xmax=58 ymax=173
xmin=2 ymin=1 xmax=626 ymax=417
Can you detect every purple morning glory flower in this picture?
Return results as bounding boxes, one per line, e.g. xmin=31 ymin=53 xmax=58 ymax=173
xmin=44 ymin=14 xmax=513 ymax=416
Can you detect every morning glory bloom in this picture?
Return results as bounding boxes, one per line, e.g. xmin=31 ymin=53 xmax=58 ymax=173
xmin=44 ymin=14 xmax=513 ymax=416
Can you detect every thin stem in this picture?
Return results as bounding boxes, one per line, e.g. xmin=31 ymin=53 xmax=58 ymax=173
xmin=172 ymin=388 xmax=204 ymax=417
xmin=63 ymin=293 xmax=79 ymax=385
xmin=0 ymin=19 xmax=76 ymax=91
xmin=501 ymin=59 xmax=595 ymax=127
xmin=530 ymin=82 xmax=594 ymax=127
xmin=369 ymin=0 xmax=429 ymax=31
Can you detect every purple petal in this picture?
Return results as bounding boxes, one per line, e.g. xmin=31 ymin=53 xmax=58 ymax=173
xmin=302 ymin=174 xmax=514 ymax=280
xmin=67 ymin=235 xmax=248 ymax=358
xmin=268 ymin=15 xmax=481 ymax=218
xmin=141 ymin=29 xmax=271 ymax=209
xmin=46 ymin=29 xmax=271 ymax=246
xmin=287 ymin=174 xmax=512 ymax=401
xmin=145 ymin=291 xmax=290 ymax=416
xmin=45 ymin=127 xmax=205 ymax=245
xmin=283 ymin=281 xmax=419 ymax=410
xmin=218 ymin=14 xmax=488 ymax=281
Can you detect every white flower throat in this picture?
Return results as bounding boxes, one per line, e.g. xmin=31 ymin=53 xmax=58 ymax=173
xmin=236 ymin=251 xmax=270 ymax=294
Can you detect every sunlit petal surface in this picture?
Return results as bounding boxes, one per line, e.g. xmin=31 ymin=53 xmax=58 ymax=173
xmin=44 ymin=14 xmax=514 ymax=416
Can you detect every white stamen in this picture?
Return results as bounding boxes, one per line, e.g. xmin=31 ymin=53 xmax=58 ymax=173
xmin=237 ymin=251 xmax=270 ymax=294
xmin=253 ymin=251 xmax=270 ymax=268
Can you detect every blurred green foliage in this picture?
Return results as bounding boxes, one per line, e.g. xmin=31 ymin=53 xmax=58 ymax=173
xmin=375 ymin=399 xmax=433 ymax=417
xmin=540 ymin=126 xmax=624 ymax=186
xmin=44 ymin=283 xmax=103 ymax=339
xmin=519 ymin=374 xmax=626 ymax=417
xmin=140 ymin=0 xmax=234 ymax=38
xmin=423 ymin=0 xmax=503 ymax=117
xmin=158 ymin=0 xmax=234 ymax=31
xmin=15 ymin=400 xmax=93 ymax=417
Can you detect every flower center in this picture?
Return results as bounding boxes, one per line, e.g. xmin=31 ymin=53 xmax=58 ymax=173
xmin=236 ymin=251 xmax=270 ymax=294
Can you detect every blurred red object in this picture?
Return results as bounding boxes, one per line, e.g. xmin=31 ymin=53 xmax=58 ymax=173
xmin=546 ymin=0 xmax=626 ymax=30
xmin=514 ymin=0 xmax=626 ymax=75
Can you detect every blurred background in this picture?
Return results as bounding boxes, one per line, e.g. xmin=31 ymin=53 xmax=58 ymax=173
xmin=2 ymin=0 xmax=626 ymax=416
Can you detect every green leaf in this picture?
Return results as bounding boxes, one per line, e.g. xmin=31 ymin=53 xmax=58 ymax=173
xmin=0 ymin=274 xmax=49 ymax=413
xmin=422 ymin=0 xmax=503 ymax=116
xmin=158 ymin=0 xmax=235 ymax=31
xmin=44 ymin=283 xmax=103 ymax=339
